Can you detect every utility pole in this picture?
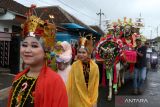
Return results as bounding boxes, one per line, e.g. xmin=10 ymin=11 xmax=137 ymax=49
xmin=96 ymin=9 xmax=104 ymax=29
xmin=150 ymin=30 xmax=152 ymax=46
xmin=157 ymin=26 xmax=158 ymax=37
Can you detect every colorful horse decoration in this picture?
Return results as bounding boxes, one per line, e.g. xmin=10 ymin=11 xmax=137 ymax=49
xmin=96 ymin=36 xmax=123 ymax=100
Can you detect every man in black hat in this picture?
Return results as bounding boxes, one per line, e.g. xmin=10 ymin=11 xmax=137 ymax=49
xmin=132 ymin=38 xmax=147 ymax=95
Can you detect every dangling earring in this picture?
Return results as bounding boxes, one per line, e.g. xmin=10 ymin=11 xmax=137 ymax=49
xmin=44 ymin=54 xmax=48 ymax=65
xmin=44 ymin=53 xmax=48 ymax=60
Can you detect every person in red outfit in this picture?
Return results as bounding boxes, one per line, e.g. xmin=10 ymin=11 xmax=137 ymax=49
xmin=7 ymin=6 xmax=68 ymax=107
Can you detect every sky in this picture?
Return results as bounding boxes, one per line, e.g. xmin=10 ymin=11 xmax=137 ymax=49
xmin=15 ymin=0 xmax=160 ymax=39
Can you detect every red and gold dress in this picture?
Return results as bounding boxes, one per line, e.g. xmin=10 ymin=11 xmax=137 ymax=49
xmin=10 ymin=75 xmax=36 ymax=107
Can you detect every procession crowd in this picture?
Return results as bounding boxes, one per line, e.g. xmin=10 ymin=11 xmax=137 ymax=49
xmin=6 ymin=5 xmax=149 ymax=107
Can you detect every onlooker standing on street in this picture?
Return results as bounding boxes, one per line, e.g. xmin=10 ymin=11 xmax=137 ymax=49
xmin=133 ymin=38 xmax=147 ymax=95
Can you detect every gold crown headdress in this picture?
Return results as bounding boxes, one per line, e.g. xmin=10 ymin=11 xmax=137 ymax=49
xmin=79 ymin=33 xmax=94 ymax=56
xmin=21 ymin=4 xmax=56 ymax=50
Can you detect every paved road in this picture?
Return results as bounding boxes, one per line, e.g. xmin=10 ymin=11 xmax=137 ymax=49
xmin=0 ymin=73 xmax=14 ymax=107
xmin=0 ymin=73 xmax=14 ymax=90
xmin=97 ymin=67 xmax=160 ymax=107
xmin=1 ymin=69 xmax=160 ymax=107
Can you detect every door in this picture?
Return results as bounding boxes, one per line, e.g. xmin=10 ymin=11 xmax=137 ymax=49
xmin=0 ymin=33 xmax=11 ymax=68
xmin=9 ymin=34 xmax=20 ymax=74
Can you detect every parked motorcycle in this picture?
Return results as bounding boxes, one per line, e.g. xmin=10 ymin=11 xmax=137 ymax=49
xmin=150 ymin=53 xmax=158 ymax=69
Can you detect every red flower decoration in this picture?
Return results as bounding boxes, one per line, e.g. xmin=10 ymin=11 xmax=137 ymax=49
xmin=34 ymin=28 xmax=44 ymax=36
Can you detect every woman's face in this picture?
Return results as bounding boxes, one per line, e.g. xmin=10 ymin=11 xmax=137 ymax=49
xmin=77 ymin=48 xmax=89 ymax=62
xmin=20 ymin=37 xmax=45 ymax=66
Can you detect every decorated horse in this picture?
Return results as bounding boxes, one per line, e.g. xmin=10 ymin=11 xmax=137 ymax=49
xmin=96 ymin=35 xmax=123 ymax=100
xmin=96 ymin=17 xmax=143 ymax=101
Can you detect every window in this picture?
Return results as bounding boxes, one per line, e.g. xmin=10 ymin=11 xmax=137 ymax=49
xmin=4 ymin=28 xmax=9 ymax=32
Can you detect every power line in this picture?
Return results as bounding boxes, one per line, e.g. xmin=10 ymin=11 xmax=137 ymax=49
xmin=78 ymin=0 xmax=99 ymax=13
xmin=37 ymin=0 xmax=98 ymax=21
xmin=85 ymin=0 xmax=107 ymax=20
xmin=56 ymin=0 xmax=98 ymax=21
xmin=87 ymin=0 xmax=99 ymax=10
xmin=77 ymin=0 xmax=106 ymax=24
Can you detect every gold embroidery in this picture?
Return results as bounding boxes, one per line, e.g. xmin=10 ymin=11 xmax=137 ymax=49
xmin=10 ymin=75 xmax=37 ymax=106
xmin=83 ymin=62 xmax=90 ymax=87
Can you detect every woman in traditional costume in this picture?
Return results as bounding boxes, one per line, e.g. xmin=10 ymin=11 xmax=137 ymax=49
xmin=7 ymin=5 xmax=68 ymax=107
xmin=57 ymin=41 xmax=72 ymax=85
xmin=67 ymin=36 xmax=99 ymax=107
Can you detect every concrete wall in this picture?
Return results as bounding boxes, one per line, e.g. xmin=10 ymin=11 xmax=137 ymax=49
xmin=0 ymin=11 xmax=16 ymax=33
xmin=0 ymin=22 xmax=12 ymax=33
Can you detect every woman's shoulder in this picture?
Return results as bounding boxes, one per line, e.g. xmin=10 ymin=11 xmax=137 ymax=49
xmin=90 ymin=60 xmax=98 ymax=67
xmin=72 ymin=60 xmax=81 ymax=66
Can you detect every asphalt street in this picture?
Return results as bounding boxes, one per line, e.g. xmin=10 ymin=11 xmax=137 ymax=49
xmin=1 ymin=67 xmax=160 ymax=107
